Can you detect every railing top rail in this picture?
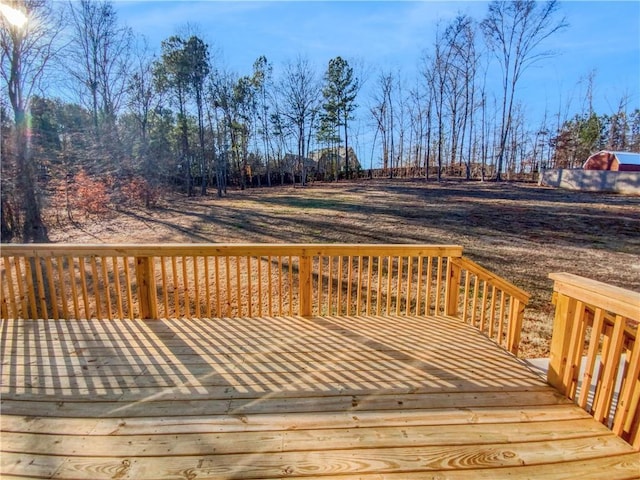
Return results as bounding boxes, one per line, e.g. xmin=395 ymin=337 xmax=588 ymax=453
xmin=549 ymin=272 xmax=640 ymax=321
xmin=451 ymin=256 xmax=530 ymax=303
xmin=1 ymin=243 xmax=464 ymax=258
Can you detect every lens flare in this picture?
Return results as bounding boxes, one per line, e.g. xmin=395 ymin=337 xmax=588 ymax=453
xmin=0 ymin=3 xmax=28 ymax=28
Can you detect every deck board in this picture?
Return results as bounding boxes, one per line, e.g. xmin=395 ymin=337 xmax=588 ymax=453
xmin=2 ymin=315 xmax=638 ymax=479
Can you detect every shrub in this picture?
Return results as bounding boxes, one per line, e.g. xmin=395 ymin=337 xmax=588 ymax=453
xmin=72 ymin=170 xmax=110 ymax=215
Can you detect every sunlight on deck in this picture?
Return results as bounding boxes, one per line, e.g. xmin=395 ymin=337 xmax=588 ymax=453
xmin=2 ymin=315 xmax=638 ymax=479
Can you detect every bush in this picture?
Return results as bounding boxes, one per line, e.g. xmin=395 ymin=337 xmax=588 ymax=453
xmin=117 ymin=176 xmax=161 ymax=208
xmin=72 ymin=170 xmax=110 ymax=215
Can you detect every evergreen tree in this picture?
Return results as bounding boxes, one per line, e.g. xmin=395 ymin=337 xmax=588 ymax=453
xmin=322 ymin=57 xmax=359 ymax=179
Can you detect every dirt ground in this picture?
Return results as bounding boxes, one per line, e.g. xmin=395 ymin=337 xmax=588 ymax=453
xmin=48 ymin=179 xmax=640 ymax=358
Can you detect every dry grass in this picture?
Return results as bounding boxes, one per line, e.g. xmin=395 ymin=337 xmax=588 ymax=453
xmin=48 ymin=179 xmax=640 ymax=358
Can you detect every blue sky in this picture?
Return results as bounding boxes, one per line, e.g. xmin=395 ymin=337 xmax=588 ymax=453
xmin=114 ymin=0 xmax=640 ymax=150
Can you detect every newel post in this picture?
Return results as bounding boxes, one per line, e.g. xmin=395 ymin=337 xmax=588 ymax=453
xmin=547 ymin=289 xmax=576 ymax=396
xmin=135 ymin=256 xmax=158 ymax=319
xmin=299 ymin=255 xmax=312 ymax=317
xmin=444 ymin=258 xmax=461 ymax=317
xmin=507 ymin=298 xmax=525 ymax=355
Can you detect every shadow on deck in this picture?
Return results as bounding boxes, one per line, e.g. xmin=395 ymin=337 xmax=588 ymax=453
xmin=2 ymin=314 xmax=638 ymax=479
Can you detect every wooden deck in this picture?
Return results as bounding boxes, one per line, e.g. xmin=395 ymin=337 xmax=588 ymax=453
xmin=2 ymin=314 xmax=638 ymax=479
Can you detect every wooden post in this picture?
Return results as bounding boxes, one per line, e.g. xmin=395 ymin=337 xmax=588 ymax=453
xmin=507 ymin=298 xmax=525 ymax=356
xmin=299 ymin=255 xmax=312 ymax=317
xmin=135 ymin=256 xmax=157 ymax=319
xmin=444 ymin=259 xmax=461 ymax=317
xmin=547 ymin=292 xmax=576 ymax=396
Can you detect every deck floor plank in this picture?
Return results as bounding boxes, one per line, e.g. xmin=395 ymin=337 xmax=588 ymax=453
xmin=1 ymin=315 xmax=637 ymax=479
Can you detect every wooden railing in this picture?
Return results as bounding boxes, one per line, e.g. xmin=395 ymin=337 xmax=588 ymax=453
xmin=447 ymin=257 xmax=529 ymax=354
xmin=0 ymin=244 xmax=528 ymax=354
xmin=548 ymin=272 xmax=640 ymax=450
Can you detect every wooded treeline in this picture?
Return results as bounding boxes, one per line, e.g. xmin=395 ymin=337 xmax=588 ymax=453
xmin=1 ymin=0 xmax=639 ymax=242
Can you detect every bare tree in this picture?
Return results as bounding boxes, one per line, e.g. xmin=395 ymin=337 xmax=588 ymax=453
xmin=252 ymin=56 xmax=274 ymax=187
xmin=423 ymin=26 xmax=453 ymax=182
xmin=126 ymin=36 xmax=162 ymax=206
xmin=279 ymin=56 xmax=320 ymax=186
xmin=444 ymin=15 xmax=480 ymax=179
xmin=481 ymin=0 xmax=567 ymax=180
xmin=370 ymin=71 xmax=394 ymax=175
xmin=68 ymin=0 xmax=133 ymax=146
xmin=1 ymin=0 xmax=64 ymax=241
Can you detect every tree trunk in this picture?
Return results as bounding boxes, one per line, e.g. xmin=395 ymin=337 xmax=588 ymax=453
xmin=15 ymin=116 xmax=48 ymax=243
xmin=343 ymin=119 xmax=349 ymax=180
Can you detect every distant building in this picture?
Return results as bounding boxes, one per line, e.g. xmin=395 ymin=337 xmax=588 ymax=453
xmin=583 ymin=150 xmax=640 ymax=172
xmin=309 ymin=146 xmax=360 ymax=174
xmin=281 ymin=153 xmax=317 ymax=172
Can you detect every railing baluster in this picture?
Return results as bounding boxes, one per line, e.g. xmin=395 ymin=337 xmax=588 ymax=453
xmin=23 ymin=257 xmax=37 ymax=319
xmin=89 ymin=257 xmax=101 ymax=319
xmin=299 ymin=254 xmax=312 ymax=317
xmin=236 ymin=256 xmax=242 ymax=317
xmin=376 ymin=256 xmax=382 ymax=316
xmin=113 ymin=257 xmax=124 ymax=320
xmin=160 ymin=257 xmax=169 ymax=318
xmin=225 ymin=256 xmax=232 ymax=318
xmin=356 ymin=256 xmax=363 ymax=316
xmin=479 ymin=280 xmax=488 ymax=333
xmin=246 ymin=256 xmax=252 ymax=318
xmin=497 ymin=291 xmax=506 ymax=347
xmin=101 ymin=257 xmax=112 ymax=320
xmin=288 ymin=255 xmax=293 ymax=316
xmin=124 ymin=257 xmax=134 ymax=319
xmin=44 ymin=257 xmax=58 ymax=320
xmin=471 ymin=275 xmax=479 ymax=326
xmin=317 ymin=256 xmax=323 ymax=316
xmin=613 ymin=335 xmax=640 ymax=437
xmin=78 ymin=257 xmax=90 ymax=318
xmin=337 ymin=256 xmax=343 ymax=315
xmin=215 ymin=256 xmax=221 ymax=318
xmin=579 ymin=307 xmax=605 ymax=409
xmin=204 ymin=256 xmax=211 ymax=318
xmin=366 ymin=255 xmax=373 ymax=316
xmin=33 ymin=257 xmax=47 ymax=319
xmin=563 ymin=301 xmax=587 ymax=399
xmin=192 ymin=256 xmax=200 ymax=318
xmin=257 ymin=256 xmax=262 ymax=317
xmin=56 ymin=257 xmax=69 ymax=320
xmin=405 ymin=256 xmax=412 ymax=316
xmin=425 ymin=256 xmax=433 ymax=316
xmin=594 ymin=316 xmax=626 ymax=424
xmin=385 ymin=256 xmax=392 ymax=315
xmin=277 ymin=256 xmax=283 ymax=316
xmin=593 ymin=323 xmax=614 ymax=415
xmin=435 ymin=257 xmax=443 ymax=315
xmin=4 ymin=257 xmax=18 ymax=319
xmin=171 ymin=257 xmax=179 ymax=317
xmin=416 ymin=256 xmax=423 ymax=316
xmin=68 ymin=256 xmax=80 ymax=319
xmin=462 ymin=270 xmax=471 ymax=323
xmin=488 ymin=285 xmax=497 ymax=339
xmin=182 ymin=256 xmax=191 ymax=319
xmin=0 ymin=265 xmax=7 ymax=320
xmin=396 ymin=256 xmax=403 ymax=316
xmin=267 ymin=255 xmax=272 ymax=317
xmin=327 ymin=256 xmax=333 ymax=315
xmin=346 ymin=256 xmax=353 ymax=316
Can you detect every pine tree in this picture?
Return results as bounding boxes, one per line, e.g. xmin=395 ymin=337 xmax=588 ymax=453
xmin=322 ymin=57 xmax=359 ymax=179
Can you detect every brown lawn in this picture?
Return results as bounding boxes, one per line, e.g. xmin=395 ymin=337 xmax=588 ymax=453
xmin=48 ymin=179 xmax=640 ymax=358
